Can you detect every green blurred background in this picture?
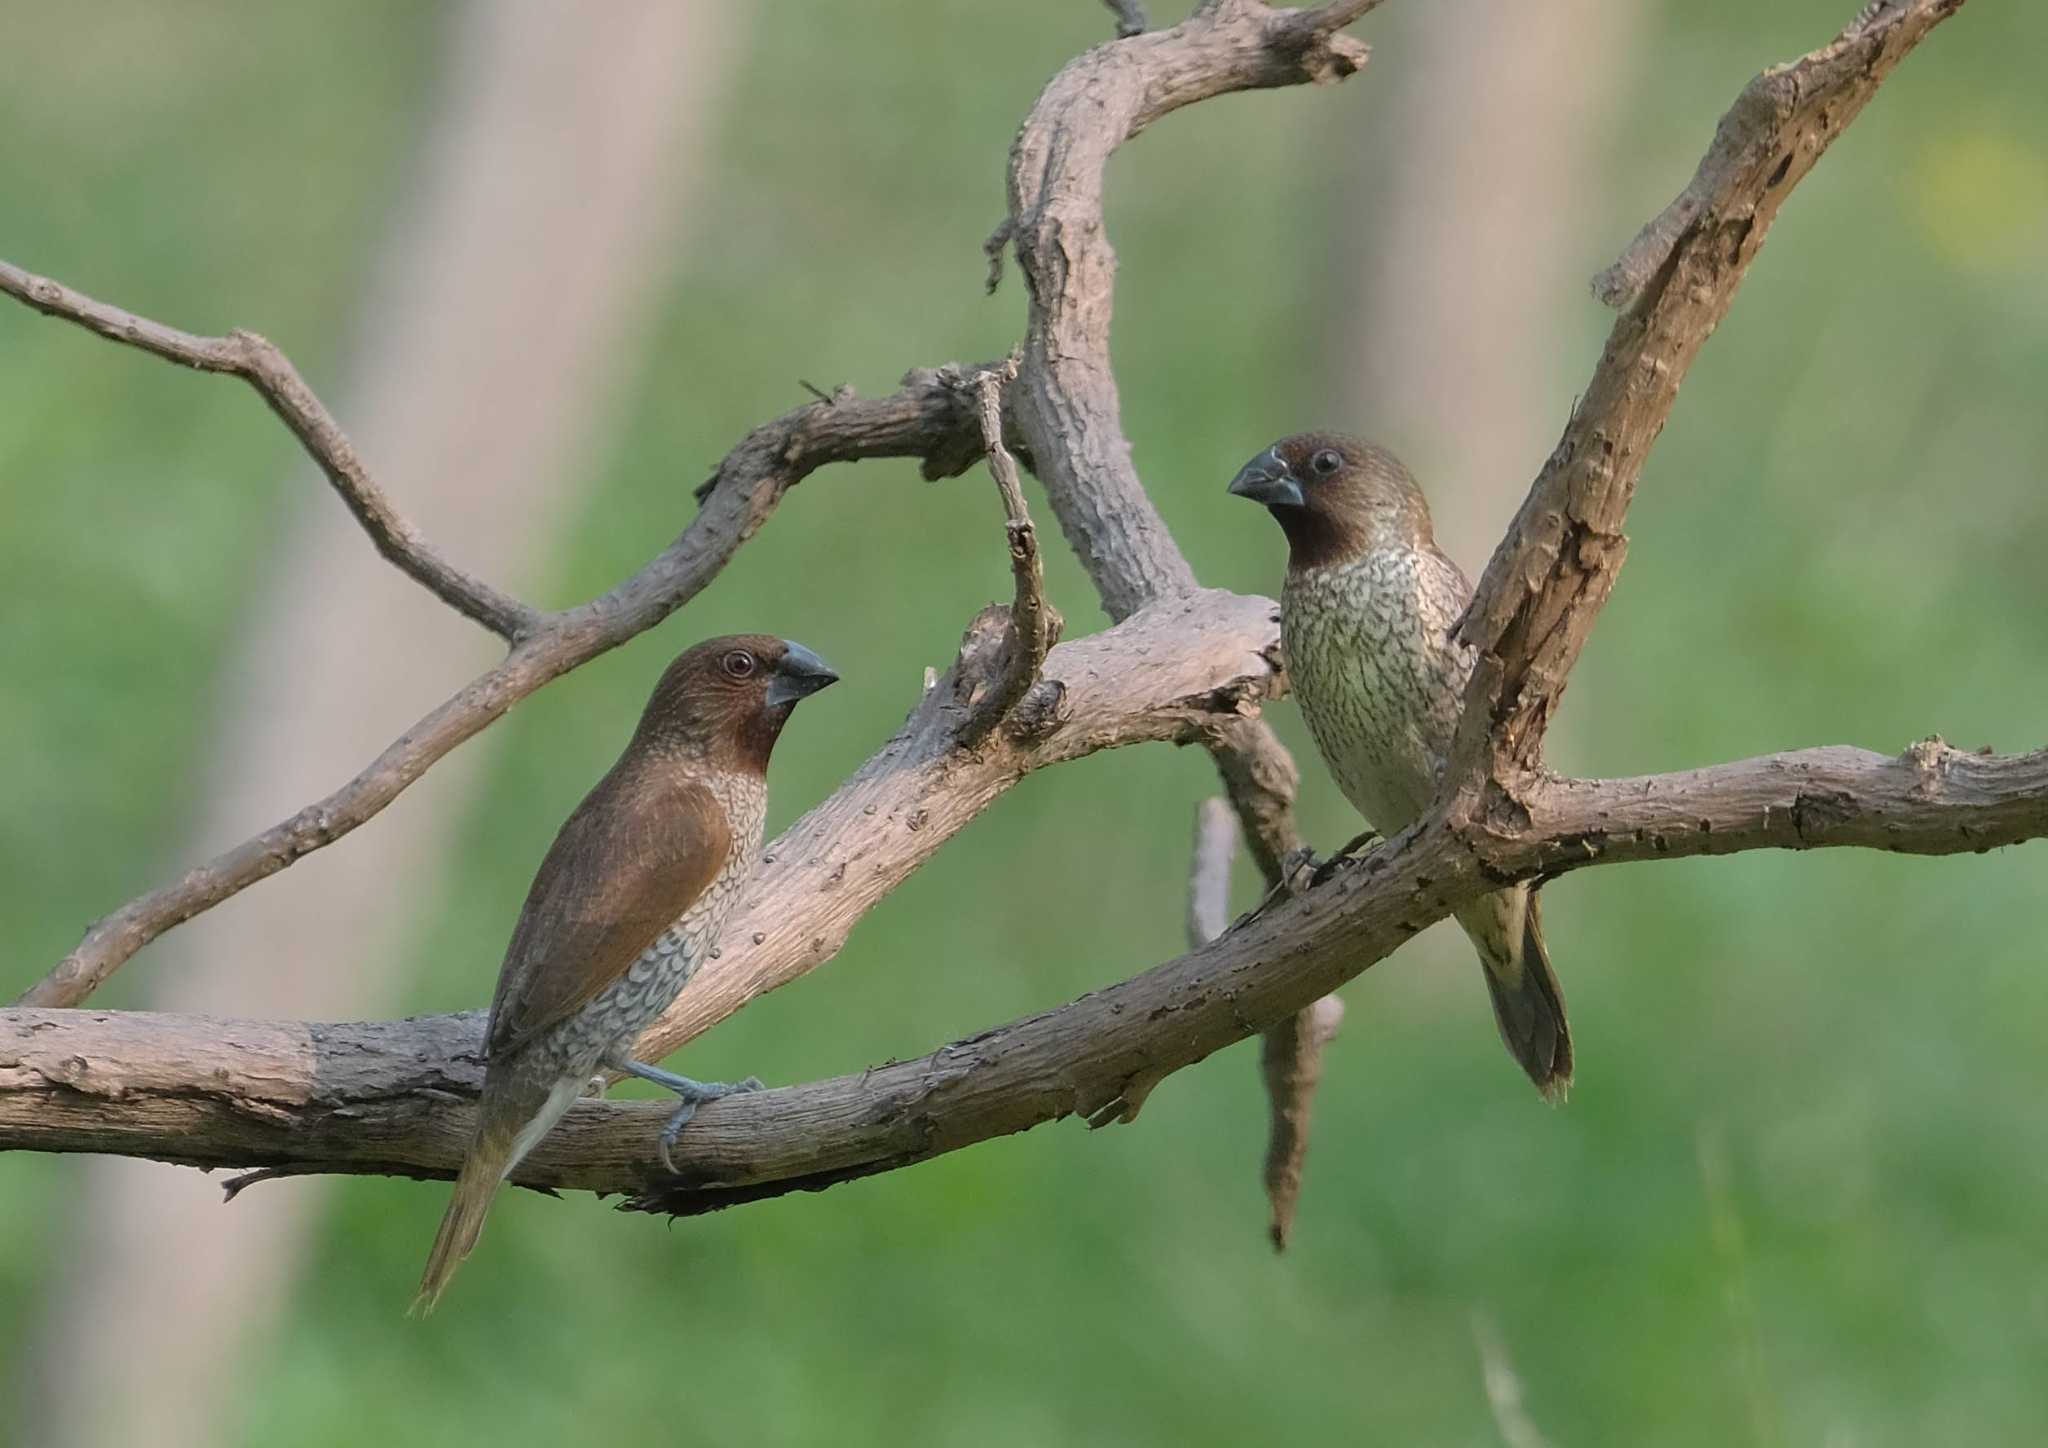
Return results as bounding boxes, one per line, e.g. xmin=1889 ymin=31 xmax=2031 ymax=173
xmin=3 ymin=1 xmax=2045 ymax=1444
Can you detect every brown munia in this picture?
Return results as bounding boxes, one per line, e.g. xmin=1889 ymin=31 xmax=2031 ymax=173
xmin=1230 ymin=434 xmax=1572 ymax=1099
xmin=413 ymin=634 xmax=839 ymax=1313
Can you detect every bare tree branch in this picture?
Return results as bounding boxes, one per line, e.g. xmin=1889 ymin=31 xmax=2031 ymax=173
xmin=6 ymin=741 xmax=2040 ymax=1199
xmin=0 ymin=258 xmax=539 ymax=642
xmin=1452 ymin=0 xmax=1970 ymax=784
xmin=9 ymin=363 xmax=999 ymax=1009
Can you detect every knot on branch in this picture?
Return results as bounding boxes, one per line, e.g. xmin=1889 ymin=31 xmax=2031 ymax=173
xmin=1902 ymin=734 xmax=1955 ymax=792
xmin=1275 ymin=28 xmax=1370 ymax=87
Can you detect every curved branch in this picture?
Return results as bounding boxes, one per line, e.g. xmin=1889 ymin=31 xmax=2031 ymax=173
xmin=1002 ymin=0 xmax=1374 ymax=616
xmin=995 ymin=0 xmax=1370 ymax=1217
xmin=11 ymin=363 xmax=998 ymax=1008
xmin=7 ymin=740 xmax=2040 ymax=1200
xmin=0 ymin=257 xmax=539 ymax=642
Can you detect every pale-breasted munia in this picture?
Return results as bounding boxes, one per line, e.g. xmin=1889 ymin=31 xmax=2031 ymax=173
xmin=1229 ymin=434 xmax=1572 ymax=1099
xmin=413 ymin=634 xmax=839 ymax=1312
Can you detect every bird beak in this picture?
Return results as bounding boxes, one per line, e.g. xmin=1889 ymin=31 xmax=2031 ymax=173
xmin=766 ymin=640 xmax=840 ymax=708
xmin=1227 ymin=447 xmax=1305 ymax=509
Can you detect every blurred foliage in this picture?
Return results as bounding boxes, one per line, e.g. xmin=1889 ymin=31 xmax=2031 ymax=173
xmin=4 ymin=1 xmax=2047 ymax=1444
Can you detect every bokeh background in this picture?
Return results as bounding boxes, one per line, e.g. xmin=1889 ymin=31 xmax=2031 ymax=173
xmin=4 ymin=2 xmax=2045 ymax=1444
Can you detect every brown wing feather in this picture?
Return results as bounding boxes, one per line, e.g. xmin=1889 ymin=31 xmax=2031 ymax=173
xmin=485 ymin=759 xmax=731 ymax=1060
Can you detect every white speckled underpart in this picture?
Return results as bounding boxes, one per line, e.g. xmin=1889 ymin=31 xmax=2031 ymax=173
xmin=1282 ymin=547 xmax=1529 ymax=970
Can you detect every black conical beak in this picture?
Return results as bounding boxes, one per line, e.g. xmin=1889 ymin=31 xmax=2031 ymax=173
xmin=767 ymin=640 xmax=839 ymax=708
xmin=1227 ymin=447 xmax=1305 ymax=509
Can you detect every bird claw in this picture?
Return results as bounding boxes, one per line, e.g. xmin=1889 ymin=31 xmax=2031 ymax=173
xmin=1236 ymin=834 xmax=1386 ymax=928
xmin=1310 ymin=828 xmax=1383 ymax=886
xmin=656 ymin=1103 xmax=697 ymax=1174
xmin=647 ymin=1074 xmax=768 ymax=1174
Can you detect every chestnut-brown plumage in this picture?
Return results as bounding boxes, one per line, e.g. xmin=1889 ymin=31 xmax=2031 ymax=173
xmin=1230 ymin=434 xmax=1572 ymax=1099
xmin=413 ymin=634 xmax=838 ymax=1313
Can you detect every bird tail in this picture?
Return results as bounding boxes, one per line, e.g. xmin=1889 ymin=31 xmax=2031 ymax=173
xmin=1463 ymin=888 xmax=1573 ymax=1102
xmin=411 ymin=1072 xmax=578 ymax=1316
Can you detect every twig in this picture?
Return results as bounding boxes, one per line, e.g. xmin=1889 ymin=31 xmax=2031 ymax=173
xmin=1186 ymin=799 xmax=1239 ymax=948
xmin=964 ymin=356 xmax=1062 ymax=737
xmin=0 ymin=258 xmax=539 ymax=642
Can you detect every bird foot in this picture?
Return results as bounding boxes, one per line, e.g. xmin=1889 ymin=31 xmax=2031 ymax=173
xmin=1310 ymin=828 xmax=1383 ymax=886
xmin=1233 ymin=833 xmax=1386 ymax=930
xmin=612 ymin=1061 xmax=766 ymax=1172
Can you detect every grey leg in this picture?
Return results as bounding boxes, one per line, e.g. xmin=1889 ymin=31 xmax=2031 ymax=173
xmin=615 ymin=1059 xmax=766 ymax=1172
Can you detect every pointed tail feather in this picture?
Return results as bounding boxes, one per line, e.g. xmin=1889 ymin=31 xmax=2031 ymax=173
xmin=411 ymin=1071 xmax=581 ymax=1315
xmin=1463 ymin=889 xmax=1573 ymax=1102
xmin=410 ymin=1129 xmax=516 ymax=1317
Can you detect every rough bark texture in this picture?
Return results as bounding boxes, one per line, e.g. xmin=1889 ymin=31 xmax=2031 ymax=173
xmin=0 ymin=0 xmax=2000 ymax=1234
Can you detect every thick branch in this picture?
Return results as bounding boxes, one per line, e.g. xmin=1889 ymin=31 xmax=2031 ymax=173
xmin=6 ymin=740 xmax=2039 ymax=1198
xmin=0 ymin=257 xmax=539 ymax=642
xmin=1452 ymin=0 xmax=1968 ymax=780
xmin=994 ymin=0 xmax=1380 ymax=1219
xmin=12 ymin=364 xmax=997 ymax=1008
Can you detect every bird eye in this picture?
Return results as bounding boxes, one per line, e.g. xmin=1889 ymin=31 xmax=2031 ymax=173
xmin=1311 ymin=448 xmax=1343 ymax=477
xmin=721 ymin=650 xmax=757 ymax=679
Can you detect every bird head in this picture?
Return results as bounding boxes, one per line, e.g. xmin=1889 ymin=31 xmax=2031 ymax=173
xmin=635 ymin=634 xmax=840 ymax=770
xmin=1227 ymin=432 xmax=1433 ymax=569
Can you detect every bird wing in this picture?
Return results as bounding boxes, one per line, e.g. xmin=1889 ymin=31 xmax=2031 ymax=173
xmin=484 ymin=761 xmax=733 ymax=1061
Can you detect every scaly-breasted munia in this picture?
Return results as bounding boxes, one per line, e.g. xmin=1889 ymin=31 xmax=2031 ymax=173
xmin=414 ymin=634 xmax=839 ymax=1311
xmin=1229 ymin=434 xmax=1572 ymax=1099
